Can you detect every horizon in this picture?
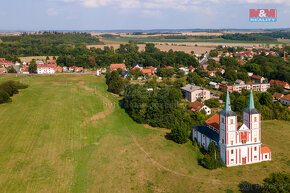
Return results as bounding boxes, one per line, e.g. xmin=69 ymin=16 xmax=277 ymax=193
xmin=1 ymin=0 xmax=290 ymax=31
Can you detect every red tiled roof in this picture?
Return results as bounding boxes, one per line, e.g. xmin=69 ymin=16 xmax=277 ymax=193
xmin=165 ymin=65 xmax=173 ymax=69
xmin=272 ymin=92 xmax=284 ymax=100
xmin=142 ymin=69 xmax=152 ymax=74
xmin=188 ymin=66 xmax=195 ymax=70
xmin=261 ymin=147 xmax=271 ymax=154
xmin=281 ymin=94 xmax=290 ymax=101
xmin=269 ymin=80 xmax=289 ymax=87
xmin=250 ymin=75 xmax=263 ymax=80
xmin=205 ymin=114 xmax=220 ymax=130
xmin=190 ymin=101 xmax=205 ymax=111
xmin=37 ymin=65 xmax=54 ymax=68
xmin=111 ymin=63 xmax=126 ymax=69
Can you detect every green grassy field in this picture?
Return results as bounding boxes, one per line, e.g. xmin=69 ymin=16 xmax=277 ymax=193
xmin=0 ymin=75 xmax=289 ymax=193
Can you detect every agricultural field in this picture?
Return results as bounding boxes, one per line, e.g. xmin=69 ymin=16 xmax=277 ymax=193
xmin=0 ymin=75 xmax=289 ymax=193
xmin=19 ymin=56 xmax=58 ymax=62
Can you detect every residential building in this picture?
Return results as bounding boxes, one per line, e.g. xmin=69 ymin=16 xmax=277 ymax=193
xmin=54 ymin=66 xmax=63 ymax=73
xmin=178 ymin=67 xmax=189 ymax=75
xmin=190 ymin=101 xmax=211 ymax=115
xmin=269 ymin=80 xmax=290 ymax=90
xmin=132 ymin=63 xmax=143 ymax=70
xmin=272 ymin=92 xmax=284 ymax=101
xmin=121 ymin=71 xmax=131 ymax=78
xmin=0 ymin=68 xmax=7 ymax=73
xmin=250 ymin=75 xmax=266 ymax=83
xmin=208 ymin=71 xmax=217 ymax=77
xmin=216 ymin=68 xmax=225 ymax=74
xmin=235 ymin=79 xmax=245 ymax=85
xmin=188 ymin=66 xmax=195 ymax=72
xmin=280 ymin=94 xmax=290 ymax=105
xmin=220 ymin=83 xmax=270 ymax=93
xmin=110 ymin=63 xmax=126 ymax=72
xmin=142 ymin=68 xmax=154 ymax=75
xmin=181 ymin=84 xmax=210 ymax=102
xmin=37 ymin=65 xmax=55 ymax=74
xmin=193 ymin=90 xmax=271 ymax=167
xmin=209 ymin=82 xmax=219 ymax=89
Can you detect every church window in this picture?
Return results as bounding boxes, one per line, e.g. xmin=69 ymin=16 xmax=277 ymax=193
xmin=242 ymin=139 xmax=246 ymax=144
xmin=254 ymin=156 xmax=257 ymax=160
xmin=231 ymin=141 xmax=233 ymax=145
xmin=254 ymin=138 xmax=257 ymax=142
xmin=222 ymin=117 xmax=224 ymax=123
xmin=230 ymin=119 xmax=233 ymax=124
xmin=231 ymin=159 xmax=234 ymax=164
xmin=254 ymin=147 xmax=257 ymax=151
xmin=222 ymin=139 xmax=224 ymax=143
xmin=254 ymin=117 xmax=257 ymax=122
xmin=265 ymin=155 xmax=268 ymax=159
xmin=231 ymin=149 xmax=234 ymax=154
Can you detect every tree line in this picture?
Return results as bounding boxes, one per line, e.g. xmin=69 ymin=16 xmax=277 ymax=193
xmin=0 ymin=80 xmax=28 ymax=104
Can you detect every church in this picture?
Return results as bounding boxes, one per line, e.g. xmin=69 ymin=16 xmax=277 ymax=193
xmin=192 ymin=90 xmax=271 ymax=167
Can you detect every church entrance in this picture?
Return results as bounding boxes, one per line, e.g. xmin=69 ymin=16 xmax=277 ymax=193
xmin=242 ymin=157 xmax=246 ymax=165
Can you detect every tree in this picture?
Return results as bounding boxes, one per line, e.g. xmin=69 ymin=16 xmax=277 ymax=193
xmin=220 ymin=56 xmax=239 ymax=68
xmin=209 ymin=50 xmax=218 ymax=57
xmin=201 ymin=142 xmax=224 ymax=169
xmin=187 ymin=72 xmax=206 ymax=86
xmin=106 ymin=71 xmax=124 ymax=94
xmin=29 ymin=59 xmax=37 ymax=73
xmin=7 ymin=66 xmax=17 ymax=73
xmin=205 ymin=98 xmax=220 ymax=108
xmin=168 ymin=120 xmax=189 ymax=144
xmin=259 ymin=92 xmax=273 ymax=106
xmin=88 ymin=56 xmax=96 ymax=68
xmin=176 ymin=70 xmax=185 ymax=78
xmin=263 ymin=172 xmax=290 ymax=193
xmin=237 ymin=71 xmax=251 ymax=82
xmin=224 ymin=68 xmax=237 ymax=82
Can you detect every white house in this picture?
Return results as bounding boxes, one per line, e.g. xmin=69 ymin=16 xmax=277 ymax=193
xmin=192 ymin=90 xmax=271 ymax=167
xmin=190 ymin=101 xmax=211 ymax=115
xmin=37 ymin=65 xmax=55 ymax=74
xmin=209 ymin=81 xmax=219 ymax=89
xmin=178 ymin=67 xmax=189 ymax=75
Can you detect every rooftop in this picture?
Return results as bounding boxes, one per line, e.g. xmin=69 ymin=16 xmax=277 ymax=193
xmin=181 ymin=84 xmax=209 ymax=92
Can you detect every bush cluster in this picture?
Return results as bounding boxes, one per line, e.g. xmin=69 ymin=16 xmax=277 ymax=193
xmin=0 ymin=81 xmax=28 ymax=104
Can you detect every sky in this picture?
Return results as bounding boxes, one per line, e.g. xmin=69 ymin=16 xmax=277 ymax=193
xmin=0 ymin=0 xmax=289 ymax=30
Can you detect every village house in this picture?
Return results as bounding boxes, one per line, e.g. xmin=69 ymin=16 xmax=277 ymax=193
xmin=0 ymin=67 xmax=7 ymax=73
xmin=121 ymin=71 xmax=131 ymax=79
xmin=181 ymin=84 xmax=210 ymax=102
xmin=272 ymin=92 xmax=284 ymax=101
xmin=250 ymin=75 xmax=266 ymax=83
xmin=193 ymin=90 xmax=271 ymax=167
xmin=188 ymin=66 xmax=195 ymax=72
xmin=280 ymin=94 xmax=290 ymax=105
xmin=208 ymin=71 xmax=217 ymax=77
xmin=37 ymin=65 xmax=55 ymax=74
xmin=178 ymin=67 xmax=189 ymax=75
xmin=235 ymin=79 xmax=245 ymax=85
xmin=132 ymin=63 xmax=143 ymax=70
xmin=20 ymin=66 xmax=29 ymax=74
xmin=54 ymin=66 xmax=63 ymax=73
xmin=209 ymin=81 xmax=219 ymax=89
xmin=216 ymin=68 xmax=225 ymax=75
xmin=190 ymin=101 xmax=211 ymax=115
xmin=142 ymin=68 xmax=154 ymax=76
xmin=269 ymin=80 xmax=290 ymax=90
xmin=110 ymin=63 xmax=126 ymax=72
xmin=220 ymin=83 xmax=270 ymax=93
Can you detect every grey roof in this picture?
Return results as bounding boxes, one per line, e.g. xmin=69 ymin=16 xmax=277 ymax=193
xmin=193 ymin=125 xmax=219 ymax=143
xmin=219 ymin=109 xmax=237 ymax=116
xmin=243 ymin=108 xmax=260 ymax=114
xmin=181 ymin=84 xmax=209 ymax=92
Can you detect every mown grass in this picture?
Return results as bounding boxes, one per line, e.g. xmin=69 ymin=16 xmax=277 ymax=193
xmin=0 ymin=74 xmax=288 ymax=193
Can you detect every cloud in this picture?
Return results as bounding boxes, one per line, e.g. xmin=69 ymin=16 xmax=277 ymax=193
xmin=47 ymin=8 xmax=58 ymax=16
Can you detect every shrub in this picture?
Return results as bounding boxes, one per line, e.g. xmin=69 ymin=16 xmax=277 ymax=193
xmin=0 ymin=89 xmax=10 ymax=103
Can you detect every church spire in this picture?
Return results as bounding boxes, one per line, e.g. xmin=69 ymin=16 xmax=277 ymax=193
xmin=224 ymin=90 xmax=232 ymax=111
xmin=248 ymin=89 xmax=255 ymax=109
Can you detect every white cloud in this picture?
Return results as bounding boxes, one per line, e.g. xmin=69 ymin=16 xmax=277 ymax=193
xmin=47 ymin=8 xmax=58 ymax=16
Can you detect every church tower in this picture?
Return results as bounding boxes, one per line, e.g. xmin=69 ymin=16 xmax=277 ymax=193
xmin=219 ymin=90 xmax=237 ymax=165
xmin=243 ymin=90 xmax=261 ymax=144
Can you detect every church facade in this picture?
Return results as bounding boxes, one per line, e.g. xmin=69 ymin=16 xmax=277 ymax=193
xmin=192 ymin=90 xmax=271 ymax=167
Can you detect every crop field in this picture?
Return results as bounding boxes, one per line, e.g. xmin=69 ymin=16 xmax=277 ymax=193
xmin=0 ymin=75 xmax=289 ymax=193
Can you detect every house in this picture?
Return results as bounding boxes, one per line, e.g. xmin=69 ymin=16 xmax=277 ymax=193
xmin=269 ymin=80 xmax=290 ymax=90
xmin=74 ymin=67 xmax=83 ymax=72
xmin=37 ymin=65 xmax=55 ymax=74
xmin=54 ymin=66 xmax=63 ymax=73
xmin=216 ymin=68 xmax=225 ymax=74
xmin=121 ymin=71 xmax=131 ymax=78
xmin=0 ymin=68 xmax=7 ymax=73
xmin=164 ymin=65 xmax=173 ymax=69
xmin=148 ymin=66 xmax=157 ymax=74
xmin=235 ymin=79 xmax=245 ymax=85
xmin=188 ymin=66 xmax=195 ymax=72
xmin=208 ymin=71 xmax=217 ymax=77
xmin=132 ymin=63 xmax=143 ymax=70
xmin=220 ymin=83 xmax=270 ymax=93
xmin=272 ymin=92 xmax=284 ymax=101
xmin=190 ymin=101 xmax=211 ymax=115
xmin=280 ymin=94 xmax=290 ymax=105
xmin=178 ymin=67 xmax=189 ymax=75
xmin=181 ymin=84 xmax=210 ymax=102
xmin=250 ymin=75 xmax=266 ymax=83
xmin=202 ymin=64 xmax=208 ymax=71
xmin=110 ymin=63 xmax=126 ymax=72
xmin=20 ymin=66 xmax=29 ymax=74
xmin=142 ymin=68 xmax=153 ymax=76
xmin=209 ymin=81 xmax=219 ymax=89
xmin=46 ymin=60 xmax=57 ymax=68
xmin=193 ymin=90 xmax=271 ymax=167
xmin=63 ymin=66 xmax=68 ymax=72
xmin=0 ymin=58 xmax=5 ymax=62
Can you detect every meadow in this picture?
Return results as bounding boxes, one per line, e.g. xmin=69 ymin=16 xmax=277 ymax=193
xmin=0 ymin=74 xmax=288 ymax=193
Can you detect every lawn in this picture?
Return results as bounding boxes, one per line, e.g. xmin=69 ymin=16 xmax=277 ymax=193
xmin=0 ymin=75 xmax=288 ymax=193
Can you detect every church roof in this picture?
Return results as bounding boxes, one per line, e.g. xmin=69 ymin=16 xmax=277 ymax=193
xmin=220 ymin=90 xmax=237 ymax=116
xmin=243 ymin=89 xmax=260 ymax=114
xmin=193 ymin=125 xmax=219 ymax=143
